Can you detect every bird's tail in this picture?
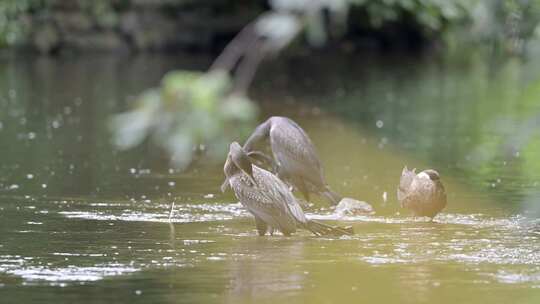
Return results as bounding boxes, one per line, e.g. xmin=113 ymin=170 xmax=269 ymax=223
xmin=321 ymin=188 xmax=342 ymax=206
xmin=305 ymin=220 xmax=354 ymax=236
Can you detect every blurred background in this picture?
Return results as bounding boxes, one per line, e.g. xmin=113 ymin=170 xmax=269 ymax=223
xmin=2 ymin=1 xmax=540 ymax=303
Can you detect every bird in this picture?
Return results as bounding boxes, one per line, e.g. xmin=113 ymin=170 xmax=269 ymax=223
xmin=221 ymin=142 xmax=353 ymax=236
xmin=397 ymin=167 xmax=447 ymax=220
xmin=237 ymin=116 xmax=342 ymax=205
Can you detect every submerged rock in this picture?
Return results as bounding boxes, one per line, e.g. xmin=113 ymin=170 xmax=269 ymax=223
xmin=33 ymin=23 xmax=60 ymax=54
xmin=335 ymin=198 xmax=375 ymax=216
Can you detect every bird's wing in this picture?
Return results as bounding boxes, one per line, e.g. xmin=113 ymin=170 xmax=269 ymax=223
xmin=230 ymin=173 xmax=282 ymax=216
xmin=398 ymin=167 xmax=416 ymax=202
xmin=229 ymin=166 xmax=299 ymax=231
xmin=435 ymin=180 xmax=448 ymax=208
xmin=253 ymin=166 xmax=308 ymax=224
xmin=269 ymin=117 xmax=325 ymax=187
xmin=243 ymin=118 xmax=271 ymax=152
xmin=403 ymin=177 xmax=435 ymax=208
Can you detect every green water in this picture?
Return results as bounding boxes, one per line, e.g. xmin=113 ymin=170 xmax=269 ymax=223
xmin=1 ymin=52 xmax=540 ymax=303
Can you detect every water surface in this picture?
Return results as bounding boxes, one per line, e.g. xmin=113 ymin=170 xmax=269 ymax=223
xmin=1 ymin=53 xmax=540 ymax=303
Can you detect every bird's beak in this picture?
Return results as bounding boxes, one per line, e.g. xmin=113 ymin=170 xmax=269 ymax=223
xmin=240 ymin=163 xmax=256 ymax=185
xmin=247 ymin=151 xmax=273 ymax=167
xmin=234 ymin=153 xmax=254 ymax=180
xmin=230 ymin=142 xmax=255 ymax=183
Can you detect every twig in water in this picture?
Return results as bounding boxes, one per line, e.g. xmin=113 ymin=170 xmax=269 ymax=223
xmin=169 ymin=201 xmax=175 ymax=222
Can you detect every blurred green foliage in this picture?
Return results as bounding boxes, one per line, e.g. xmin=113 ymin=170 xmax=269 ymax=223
xmin=110 ymin=70 xmax=258 ymax=169
xmin=5 ymin=0 xmax=540 ymax=170
xmin=2 ymin=0 xmax=540 ymax=53
xmin=466 ymin=0 xmax=540 ymax=55
xmin=0 ymin=0 xmax=121 ymax=47
xmin=107 ymin=0 xmax=540 ymax=169
xmin=0 ymin=0 xmax=44 ymax=46
xmin=350 ymin=0 xmax=472 ymax=30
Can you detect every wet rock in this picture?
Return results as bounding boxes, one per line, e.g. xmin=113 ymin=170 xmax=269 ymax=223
xmin=33 ymin=23 xmax=60 ymax=54
xmin=119 ymin=11 xmax=139 ymax=36
xmin=54 ymin=12 xmax=93 ymax=33
xmin=335 ymin=198 xmax=375 ymax=216
xmin=64 ymin=31 xmax=127 ymax=51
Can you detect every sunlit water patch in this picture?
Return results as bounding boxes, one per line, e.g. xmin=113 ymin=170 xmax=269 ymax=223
xmin=9 ymin=264 xmax=139 ymax=284
xmin=59 ymin=202 xmax=249 ymax=223
xmin=0 ymin=255 xmax=135 ymax=284
xmin=491 ymin=270 xmax=540 ymax=286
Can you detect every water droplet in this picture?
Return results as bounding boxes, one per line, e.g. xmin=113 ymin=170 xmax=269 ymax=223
xmin=28 ymin=132 xmax=36 ymax=140
xmin=514 ymin=151 xmax=520 ymax=158
xmin=129 ymin=168 xmax=136 ymax=174
xmin=204 ymin=194 xmax=214 ymax=199
xmin=52 ymin=120 xmax=61 ymax=129
xmin=382 ymin=191 xmax=388 ymax=202
xmin=41 ymin=184 xmax=47 ymax=189
xmin=376 ymin=120 xmax=384 ymax=128
xmin=9 ymin=184 xmax=19 ymax=190
xmin=168 ymin=181 xmax=176 ymax=187
xmin=135 ymin=290 xmax=142 ymax=295
xmin=26 ymin=174 xmax=34 ymax=179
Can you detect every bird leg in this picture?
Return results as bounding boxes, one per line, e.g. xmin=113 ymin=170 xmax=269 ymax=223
xmin=254 ymin=216 xmax=268 ymax=236
xmin=297 ymin=178 xmax=311 ymax=203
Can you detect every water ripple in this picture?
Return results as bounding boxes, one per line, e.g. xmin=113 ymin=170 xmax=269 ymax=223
xmin=8 ymin=264 xmax=138 ymax=282
xmin=59 ymin=202 xmax=249 ymax=223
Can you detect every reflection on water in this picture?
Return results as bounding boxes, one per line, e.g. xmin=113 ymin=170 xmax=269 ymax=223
xmin=226 ymin=238 xmax=308 ymax=302
xmin=1 ymin=53 xmax=540 ymax=303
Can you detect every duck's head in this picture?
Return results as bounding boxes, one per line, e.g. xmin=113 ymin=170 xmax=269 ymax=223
xmin=420 ymin=169 xmax=440 ymax=181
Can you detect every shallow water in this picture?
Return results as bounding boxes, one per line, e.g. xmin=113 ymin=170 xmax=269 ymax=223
xmin=1 ymin=53 xmax=540 ymax=303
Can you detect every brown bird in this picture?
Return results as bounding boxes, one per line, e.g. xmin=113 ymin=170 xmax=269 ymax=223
xmin=398 ymin=167 xmax=447 ymax=220
xmin=238 ymin=116 xmax=342 ymax=205
xmin=222 ymin=142 xmax=352 ymax=236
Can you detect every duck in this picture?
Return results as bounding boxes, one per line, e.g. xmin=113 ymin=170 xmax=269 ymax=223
xmin=398 ymin=167 xmax=447 ymax=220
